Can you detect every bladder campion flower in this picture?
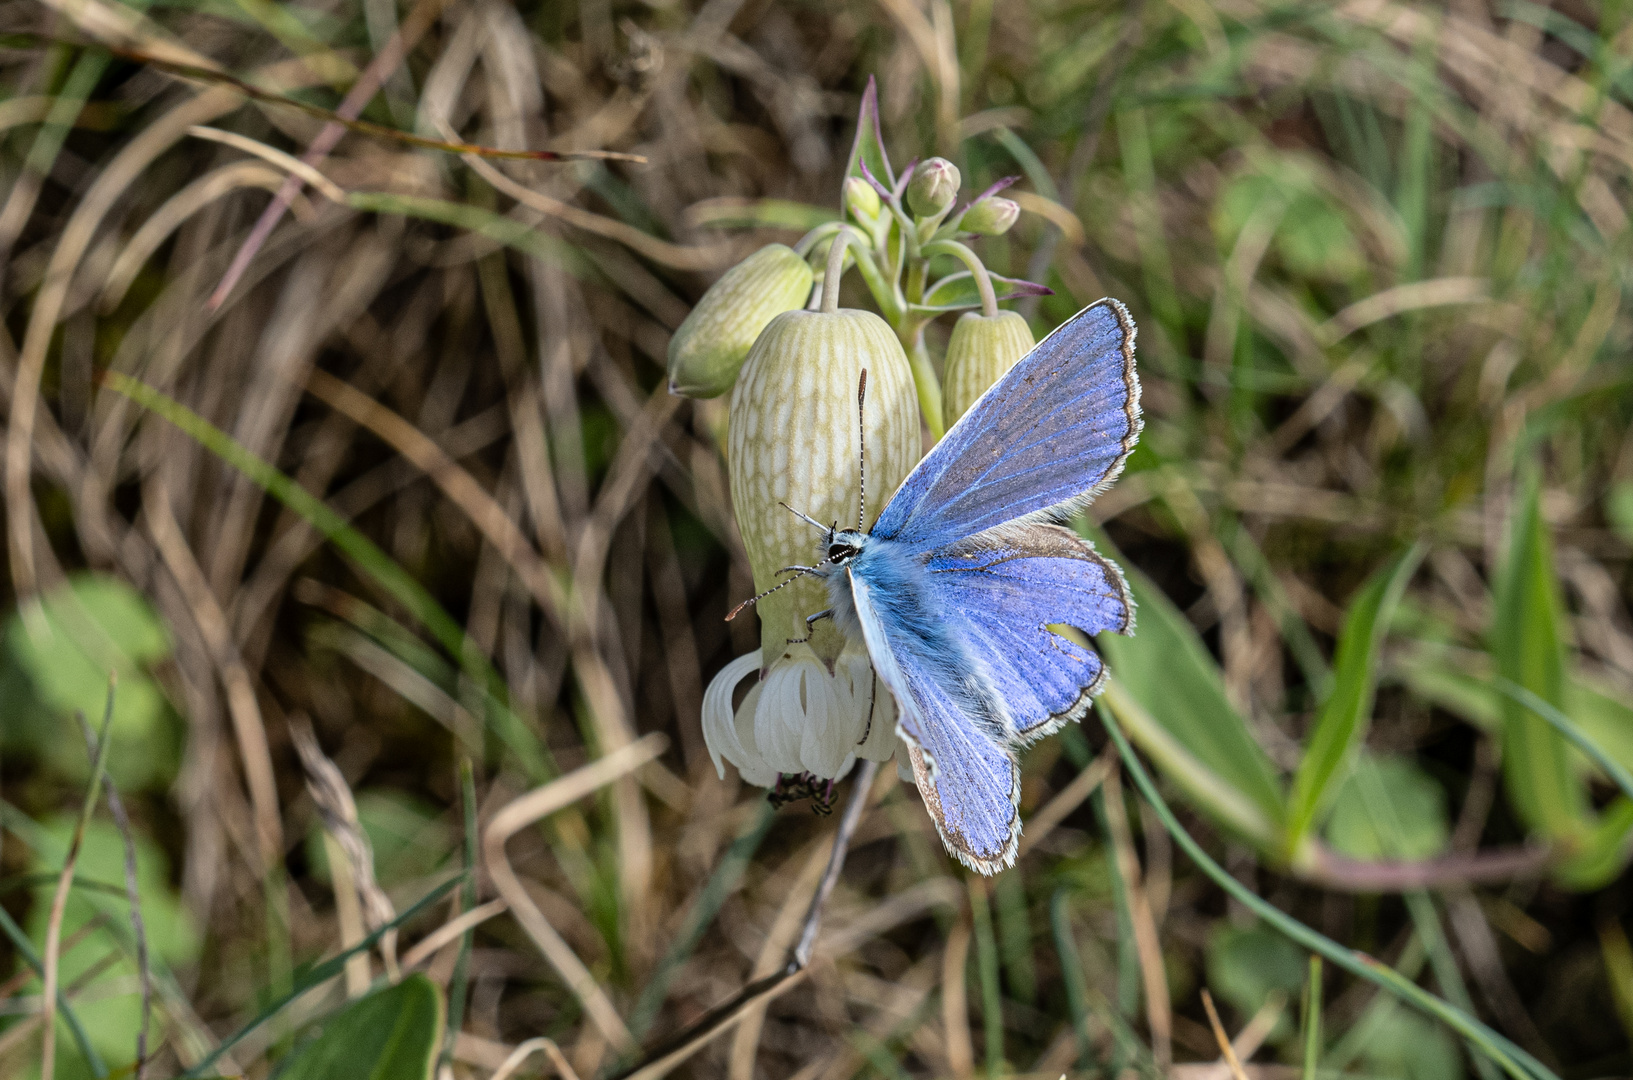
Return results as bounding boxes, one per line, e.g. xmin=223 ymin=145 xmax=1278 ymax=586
xmin=703 ymin=240 xmax=920 ymax=789
xmin=667 ymin=244 xmax=814 ymax=398
xmin=941 ymin=310 xmax=1035 ymax=427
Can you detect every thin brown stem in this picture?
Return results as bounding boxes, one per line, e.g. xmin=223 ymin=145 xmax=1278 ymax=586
xmin=609 ymin=759 xmax=881 ymax=1080
xmin=1302 ymin=842 xmax=1553 ymax=892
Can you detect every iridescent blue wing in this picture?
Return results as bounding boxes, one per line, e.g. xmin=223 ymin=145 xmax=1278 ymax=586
xmin=872 ymin=299 xmax=1139 ymax=550
xmin=847 ymin=566 xmax=1021 ymax=874
xmin=925 ymin=523 xmax=1132 ymax=743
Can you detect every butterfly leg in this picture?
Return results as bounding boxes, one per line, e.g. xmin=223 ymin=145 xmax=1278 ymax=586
xmin=786 ymin=608 xmax=833 ymax=646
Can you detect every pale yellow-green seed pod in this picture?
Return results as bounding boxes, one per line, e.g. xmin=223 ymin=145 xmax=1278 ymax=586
xmin=941 ymin=310 xmax=1035 ymax=429
xmin=668 ymin=244 xmax=814 ymax=398
xmin=729 ymin=308 xmax=919 ymax=668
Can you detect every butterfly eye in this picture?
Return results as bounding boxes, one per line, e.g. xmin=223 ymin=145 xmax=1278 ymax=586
xmin=827 ymin=543 xmax=854 ymax=562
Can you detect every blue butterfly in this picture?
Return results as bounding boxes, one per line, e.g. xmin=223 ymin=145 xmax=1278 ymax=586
xmin=785 ymin=299 xmax=1141 ymax=873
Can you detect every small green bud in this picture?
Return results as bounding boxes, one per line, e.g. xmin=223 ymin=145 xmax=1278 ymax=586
xmin=961 ymin=196 xmax=1020 ymax=236
xmin=729 ymin=308 xmax=920 ymax=666
xmin=942 ymin=310 xmax=1035 ymax=428
xmin=667 ymin=245 xmax=814 ymax=398
xmin=845 ymin=176 xmax=881 ymax=221
xmin=907 ymin=157 xmax=960 ymax=218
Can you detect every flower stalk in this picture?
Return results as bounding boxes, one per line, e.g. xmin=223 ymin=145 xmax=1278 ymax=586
xmin=684 ymin=77 xmax=1053 ymax=794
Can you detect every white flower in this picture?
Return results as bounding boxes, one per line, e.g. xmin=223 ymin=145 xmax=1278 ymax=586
xmin=703 ymin=642 xmax=897 ymax=784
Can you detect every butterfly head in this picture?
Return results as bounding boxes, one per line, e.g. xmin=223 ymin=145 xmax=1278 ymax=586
xmin=823 ymin=529 xmax=867 ymax=568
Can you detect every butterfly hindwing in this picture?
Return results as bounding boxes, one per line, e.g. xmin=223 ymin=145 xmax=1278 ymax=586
xmin=925 ymin=523 xmax=1132 ymax=742
xmin=847 ymin=567 xmax=1022 ymax=873
xmin=872 ymin=299 xmax=1140 ymax=550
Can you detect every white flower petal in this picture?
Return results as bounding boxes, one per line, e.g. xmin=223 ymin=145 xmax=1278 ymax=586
xmin=731 ymin=682 xmax=780 ymax=787
xmin=799 ymin=662 xmax=854 ymax=778
xmin=755 ymin=657 xmax=810 ymax=773
xmin=702 ymin=649 xmax=762 ymax=780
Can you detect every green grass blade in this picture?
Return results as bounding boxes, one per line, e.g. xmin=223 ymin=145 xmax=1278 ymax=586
xmin=441 ymin=759 xmax=478 ymax=1070
xmin=1091 ymin=789 xmax=1140 ymax=1022
xmin=969 ymin=880 xmax=1004 ymax=1078
xmin=0 ymin=903 xmax=105 ymax=1074
xmin=1050 ymin=889 xmax=1097 ymax=1074
xmin=1100 ymin=694 xmax=1559 ymax=1080
xmin=1301 ymin=955 xmax=1322 ymax=1080
xmin=1286 ymin=543 xmax=1424 ymax=856
xmin=102 ymin=372 xmax=550 ymax=781
xmin=179 ymin=874 xmax=465 ymax=1078
xmin=1491 ymin=470 xmax=1591 ymax=839
xmin=345 ymin=192 xmax=593 ymax=279
xmin=993 ymin=870 xmax=1035 ymax=1006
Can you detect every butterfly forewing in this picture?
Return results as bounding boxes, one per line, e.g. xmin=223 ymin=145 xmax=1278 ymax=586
xmin=871 ymin=299 xmax=1140 ymax=549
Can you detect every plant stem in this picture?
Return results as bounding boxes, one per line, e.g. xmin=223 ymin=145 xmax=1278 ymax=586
xmin=793 ymin=220 xmax=844 ymax=256
xmin=905 ymin=329 xmax=945 ymax=441
xmin=922 ymin=239 xmax=998 ymax=317
xmin=822 ymin=230 xmax=851 ymax=313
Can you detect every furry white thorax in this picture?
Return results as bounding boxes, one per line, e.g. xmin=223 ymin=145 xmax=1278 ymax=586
xmin=811 ymin=527 xmax=869 ymax=644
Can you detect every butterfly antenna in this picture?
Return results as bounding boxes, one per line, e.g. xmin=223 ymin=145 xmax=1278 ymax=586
xmin=856 ymin=368 xmax=868 ymax=531
xmin=725 ymin=567 xmax=818 ymax=622
xmin=780 ymin=501 xmax=832 ymax=538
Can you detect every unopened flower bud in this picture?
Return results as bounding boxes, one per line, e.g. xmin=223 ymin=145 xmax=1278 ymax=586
xmin=845 ymin=176 xmax=881 ymax=221
xmin=961 ymin=196 xmax=1020 ymax=236
xmin=942 ymin=310 xmax=1035 ymax=428
xmin=907 ymin=157 xmax=960 ymax=218
xmin=668 ymin=245 xmax=814 ymax=398
xmin=729 ymin=308 xmax=919 ymax=668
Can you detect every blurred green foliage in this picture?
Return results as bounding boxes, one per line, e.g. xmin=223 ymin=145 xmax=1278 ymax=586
xmin=0 ymin=575 xmax=179 ymax=791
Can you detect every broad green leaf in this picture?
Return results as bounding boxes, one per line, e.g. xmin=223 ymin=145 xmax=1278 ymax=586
xmin=1556 ymin=798 xmax=1633 ymax=890
xmin=181 ymin=879 xmax=462 ymax=1078
xmin=280 ymin=975 xmax=444 ymax=1080
xmin=3 ymin=574 xmax=180 ymax=789
xmin=26 ymin=816 xmax=201 ymax=1073
xmin=915 ymin=270 xmax=1051 ymax=312
xmin=1088 ymin=530 xmax=1286 ymax=842
xmin=841 ymin=76 xmax=893 ymax=192
xmin=1567 ymin=678 xmax=1633 ymax=784
xmin=1286 ymin=545 xmax=1423 ymax=855
xmin=1206 ymin=923 xmax=1306 ymax=1031
xmin=1491 ymin=469 xmax=1590 ymax=839
xmin=1324 ymin=755 xmax=1448 ymax=862
xmin=1359 ymin=1007 xmax=1465 ymax=1080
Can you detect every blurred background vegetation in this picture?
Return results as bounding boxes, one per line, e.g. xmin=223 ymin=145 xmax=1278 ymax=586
xmin=3 ymin=0 xmax=1633 ymax=1077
